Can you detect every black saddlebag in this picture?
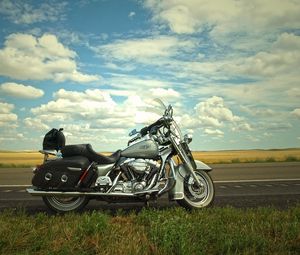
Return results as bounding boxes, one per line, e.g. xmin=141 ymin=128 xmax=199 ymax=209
xmin=32 ymin=156 xmax=95 ymax=189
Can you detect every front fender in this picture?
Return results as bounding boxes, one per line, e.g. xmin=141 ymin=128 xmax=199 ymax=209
xmin=168 ymin=161 xmax=212 ymax=200
xmin=195 ymin=160 xmax=212 ymax=171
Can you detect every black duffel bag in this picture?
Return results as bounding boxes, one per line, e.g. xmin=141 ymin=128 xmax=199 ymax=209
xmin=43 ymin=128 xmax=65 ymax=151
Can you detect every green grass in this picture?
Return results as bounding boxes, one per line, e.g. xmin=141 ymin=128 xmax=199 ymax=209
xmin=0 ymin=163 xmax=34 ymax=168
xmin=0 ymin=206 xmax=299 ymax=255
xmin=221 ymin=156 xmax=300 ymax=164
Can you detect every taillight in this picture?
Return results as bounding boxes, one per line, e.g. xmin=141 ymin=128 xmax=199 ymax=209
xmin=32 ymin=165 xmax=41 ymax=174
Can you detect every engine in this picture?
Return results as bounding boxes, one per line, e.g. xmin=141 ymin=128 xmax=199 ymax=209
xmin=127 ymin=159 xmax=160 ymax=175
xmin=95 ymin=159 xmax=160 ymax=193
xmin=117 ymin=159 xmax=160 ymax=193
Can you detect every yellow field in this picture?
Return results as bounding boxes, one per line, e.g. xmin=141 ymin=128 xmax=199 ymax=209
xmin=192 ymin=149 xmax=300 ymax=164
xmin=0 ymin=149 xmax=300 ymax=167
xmin=0 ymin=151 xmax=44 ymax=167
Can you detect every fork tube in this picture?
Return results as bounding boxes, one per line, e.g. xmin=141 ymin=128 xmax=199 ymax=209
xmin=170 ymin=136 xmax=202 ymax=187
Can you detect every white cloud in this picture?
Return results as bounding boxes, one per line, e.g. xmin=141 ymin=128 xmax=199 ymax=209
xmin=0 ymin=82 xmax=44 ymax=99
xmin=262 ymin=122 xmax=292 ymax=131
xmin=31 ymin=89 xmax=143 ymax=129
xmin=108 ymin=74 xmax=170 ymax=90
xmin=195 ymin=96 xmax=241 ymax=124
xmin=232 ymin=122 xmax=253 ymax=132
xmin=177 ymin=96 xmax=252 ymax=137
xmin=94 ymin=36 xmax=196 ymax=63
xmin=0 ymin=102 xmax=18 ymax=127
xmin=291 ymin=109 xmax=300 ymax=118
xmin=247 ymin=135 xmax=260 ymax=143
xmin=0 ymin=0 xmax=67 ymax=24
xmin=204 ymin=128 xmax=224 ymax=137
xmin=232 ymin=33 xmax=300 ymax=77
xmin=240 ymin=106 xmax=277 ymax=118
xmin=145 ymin=0 xmax=300 ymax=35
xmin=24 ymin=118 xmax=49 ymax=130
xmin=0 ymin=113 xmax=17 ymax=124
xmin=0 ymin=102 xmax=14 ymax=114
xmin=149 ymin=88 xmax=180 ymax=100
xmin=0 ymin=33 xmax=100 ymax=83
xmin=128 ymin=11 xmax=136 ymax=18
xmin=32 ymin=88 xmax=116 ymax=119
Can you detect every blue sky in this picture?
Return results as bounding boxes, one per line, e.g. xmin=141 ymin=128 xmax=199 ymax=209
xmin=0 ymin=0 xmax=300 ymax=151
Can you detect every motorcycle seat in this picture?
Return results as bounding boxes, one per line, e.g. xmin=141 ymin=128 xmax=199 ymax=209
xmin=61 ymin=144 xmax=121 ymax=164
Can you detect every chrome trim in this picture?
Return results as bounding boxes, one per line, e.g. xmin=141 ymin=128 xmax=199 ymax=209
xmin=39 ymin=150 xmax=57 ymax=156
xmin=67 ymin=167 xmax=82 ymax=171
xmin=107 ymin=172 xmax=122 ymax=193
xmin=144 ymin=173 xmax=158 ymax=191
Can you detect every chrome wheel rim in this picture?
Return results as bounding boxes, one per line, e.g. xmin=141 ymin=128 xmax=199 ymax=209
xmin=47 ymin=196 xmax=85 ymax=212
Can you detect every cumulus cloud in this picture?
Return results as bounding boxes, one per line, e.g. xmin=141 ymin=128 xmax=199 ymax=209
xmin=149 ymin=88 xmax=180 ymax=100
xmin=24 ymin=117 xmax=49 ymax=130
xmin=195 ymin=96 xmax=241 ymax=125
xmin=0 ymin=82 xmax=44 ymax=99
xmin=0 ymin=33 xmax=100 ymax=82
xmin=232 ymin=122 xmax=253 ymax=132
xmin=32 ymin=88 xmax=116 ymax=120
xmin=0 ymin=102 xmax=14 ymax=114
xmin=0 ymin=102 xmax=18 ymax=127
xmin=233 ymin=33 xmax=300 ymax=77
xmin=178 ymin=96 xmax=251 ymax=137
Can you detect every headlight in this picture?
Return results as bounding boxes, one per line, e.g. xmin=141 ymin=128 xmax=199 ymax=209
xmin=184 ymin=134 xmax=193 ymax=144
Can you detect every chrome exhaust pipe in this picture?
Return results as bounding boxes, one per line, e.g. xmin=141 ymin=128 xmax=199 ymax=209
xmin=26 ymin=188 xmax=135 ymax=197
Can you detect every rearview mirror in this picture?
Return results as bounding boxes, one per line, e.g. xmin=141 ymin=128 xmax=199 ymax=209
xmin=129 ymin=129 xmax=138 ymax=136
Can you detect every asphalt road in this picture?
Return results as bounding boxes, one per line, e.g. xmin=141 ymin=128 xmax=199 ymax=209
xmin=0 ymin=162 xmax=299 ymax=213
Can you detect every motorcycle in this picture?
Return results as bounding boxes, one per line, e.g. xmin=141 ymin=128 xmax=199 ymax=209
xmin=27 ymin=99 xmax=215 ymax=212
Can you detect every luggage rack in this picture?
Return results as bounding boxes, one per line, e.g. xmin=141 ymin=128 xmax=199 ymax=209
xmin=39 ymin=149 xmax=59 ymax=162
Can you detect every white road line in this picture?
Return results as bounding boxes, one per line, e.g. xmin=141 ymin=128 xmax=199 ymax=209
xmin=214 ymin=178 xmax=300 ymax=183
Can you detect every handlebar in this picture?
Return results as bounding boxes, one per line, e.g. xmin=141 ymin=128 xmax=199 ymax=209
xmin=128 ymin=104 xmax=174 ymax=145
xmin=127 ymin=134 xmax=141 ymax=146
xmin=140 ymin=117 xmax=168 ymax=136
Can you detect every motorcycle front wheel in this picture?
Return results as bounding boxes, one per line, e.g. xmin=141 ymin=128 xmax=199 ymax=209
xmin=42 ymin=196 xmax=89 ymax=213
xmin=177 ymin=170 xmax=214 ymax=210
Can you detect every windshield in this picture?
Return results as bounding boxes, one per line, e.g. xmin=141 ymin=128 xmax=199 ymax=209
xmin=153 ymin=98 xmax=167 ymax=111
xmin=139 ymin=98 xmax=168 ymax=118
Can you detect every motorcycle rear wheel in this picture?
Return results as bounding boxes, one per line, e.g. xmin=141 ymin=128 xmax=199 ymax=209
xmin=177 ymin=170 xmax=214 ymax=210
xmin=42 ymin=196 xmax=89 ymax=213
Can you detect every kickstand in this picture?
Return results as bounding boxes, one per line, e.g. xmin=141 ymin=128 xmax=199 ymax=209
xmin=144 ymin=194 xmax=151 ymax=207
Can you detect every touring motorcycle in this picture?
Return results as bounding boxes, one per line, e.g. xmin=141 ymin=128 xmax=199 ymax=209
xmin=27 ymin=99 xmax=214 ymax=212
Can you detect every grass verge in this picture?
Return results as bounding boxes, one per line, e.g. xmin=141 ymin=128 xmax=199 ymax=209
xmin=0 ymin=206 xmax=299 ymax=254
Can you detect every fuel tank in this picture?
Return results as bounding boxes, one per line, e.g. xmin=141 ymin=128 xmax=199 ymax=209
xmin=121 ymin=139 xmax=159 ymax=159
